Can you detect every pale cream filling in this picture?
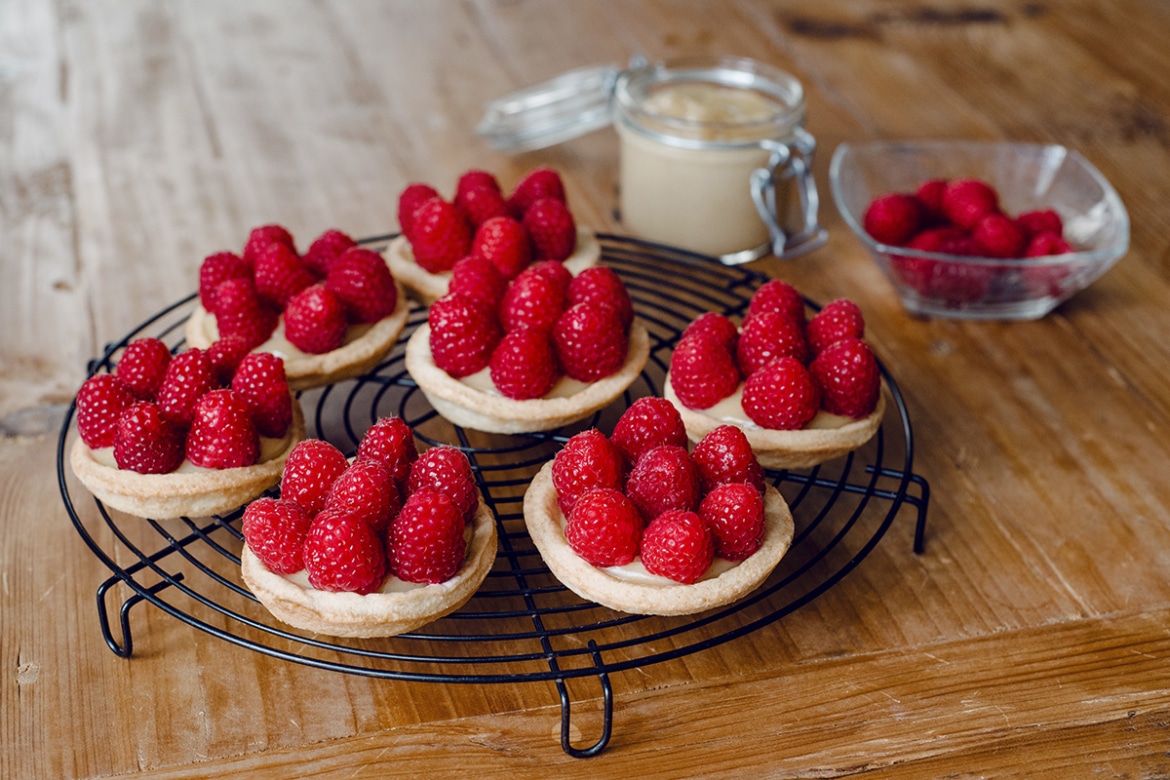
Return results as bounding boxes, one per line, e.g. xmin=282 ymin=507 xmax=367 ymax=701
xmin=459 ymin=365 xmax=591 ymax=400
xmin=90 ymin=429 xmax=294 ymax=473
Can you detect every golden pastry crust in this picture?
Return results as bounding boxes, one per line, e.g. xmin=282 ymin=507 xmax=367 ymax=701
xmin=663 ymin=376 xmax=887 ymax=470
xmin=523 ymin=462 xmax=795 ymax=616
xmin=241 ymin=499 xmax=498 ymax=638
xmin=69 ymin=396 xmax=305 ymax=520
xmin=385 ymin=228 xmax=601 ymax=305
xmin=404 ymin=319 xmax=651 ymax=434
xmin=184 ymin=279 xmax=410 ymax=391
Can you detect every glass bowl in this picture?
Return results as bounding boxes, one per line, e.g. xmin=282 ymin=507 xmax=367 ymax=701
xmin=829 ymin=140 xmax=1129 ymax=320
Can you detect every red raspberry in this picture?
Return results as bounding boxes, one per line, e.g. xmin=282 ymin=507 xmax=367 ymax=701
xmin=303 ymin=228 xmax=358 ymax=277
xmin=973 ymin=212 xmax=1026 ymax=258
xmin=640 ymin=510 xmax=714 ymax=584
xmin=242 ymin=497 xmax=313 ymax=575
xmin=76 ymin=374 xmax=137 ymax=449
xmin=284 ymin=285 xmax=348 ymax=355
xmin=243 ymin=224 xmax=296 ymax=267
xmin=528 ymin=259 xmax=574 ymax=296
xmin=408 ymin=446 xmax=480 ymax=522
xmin=323 ymin=459 xmax=401 ymax=535
xmin=324 ymin=247 xmax=398 ymax=323
xmin=507 ymin=167 xmax=566 ymax=218
xmin=863 ymin=193 xmax=923 ymax=246
xmin=387 ymin=488 xmax=466 ymax=584
xmin=449 ymin=255 xmax=509 ymax=309
xmin=280 ymin=439 xmax=350 ymax=516
xmin=809 ymin=338 xmax=881 ymax=419
xmin=115 ymin=338 xmax=172 ymax=401
xmin=157 ymin=348 xmax=216 ymax=427
xmin=941 ymin=179 xmax=999 ymax=230
xmin=185 ymin=388 xmax=260 ymax=469
xmin=567 ymin=266 xmax=634 ymax=330
xmin=112 ymin=401 xmax=185 ymax=474
xmin=499 ymin=265 xmax=567 ymax=333
xmin=472 ymin=215 xmax=532 ymax=280
xmin=490 ymin=328 xmax=560 ymax=400
xmin=699 ymin=483 xmax=765 ymax=561
xmin=456 ymin=169 xmax=502 ymax=198
xmin=564 ymin=488 xmax=643 ymax=567
xmin=746 ymin=279 xmax=806 ymax=326
xmin=681 ymin=312 xmax=739 ymax=354
xmin=551 ymin=429 xmax=624 ymax=515
xmin=737 ymin=311 xmax=810 ymax=375
xmin=806 ymin=299 xmax=865 ymax=356
xmin=891 ymin=228 xmax=968 ymax=295
xmin=928 ymin=263 xmax=993 ymax=305
xmin=356 ymin=416 xmax=417 ymax=489
xmin=213 ymin=277 xmax=278 ymax=351
xmin=303 ymin=508 xmax=387 ymax=594
xmin=230 ymin=352 xmax=292 ymax=438
xmin=455 ymin=184 xmax=510 ymax=228
xmin=908 ymin=226 xmax=968 ymax=253
xmin=1015 ymin=209 xmax=1063 ymax=238
xmin=410 ymin=197 xmax=473 ymax=274
xmin=915 ymin=179 xmax=948 ymax=223
xmin=611 ymin=397 xmax=688 ymax=468
xmin=1025 ymin=231 xmax=1074 ymax=257
xmin=625 ymin=444 xmax=701 ymax=520
xmin=206 ymin=335 xmax=251 ymax=387
xmin=669 ymin=333 xmax=741 ymax=410
xmin=428 ymin=294 xmax=502 ymax=378
xmin=523 ymin=197 xmax=577 ymax=262
xmin=253 ymin=241 xmax=314 ymax=307
xmin=199 ymin=251 xmax=250 ymax=313
xmin=552 ymin=302 xmax=628 ymax=382
xmin=692 ymin=425 xmax=765 ymax=494
xmin=741 ymin=356 xmax=820 ymax=430
xmin=397 ymin=183 xmax=440 ymax=242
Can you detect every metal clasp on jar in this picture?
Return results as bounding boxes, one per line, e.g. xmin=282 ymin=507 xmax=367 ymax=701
xmin=736 ymin=127 xmax=826 ymax=266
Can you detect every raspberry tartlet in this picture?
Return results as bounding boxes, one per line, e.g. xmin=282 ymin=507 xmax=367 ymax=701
xmin=405 ymin=263 xmax=650 ymax=434
xmin=386 ymin=168 xmax=601 ymax=304
xmin=523 ymin=399 xmax=795 ymax=616
xmin=663 ymin=281 xmax=885 ymax=469
xmin=70 ymin=343 xmax=305 ymax=519
xmin=185 ymin=225 xmax=410 ymax=390
xmin=240 ymin=419 xmax=498 ymax=637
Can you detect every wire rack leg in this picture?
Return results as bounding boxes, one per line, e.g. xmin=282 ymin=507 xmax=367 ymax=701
xmin=96 ymin=574 xmax=183 ymax=658
xmin=904 ymin=474 xmax=932 ymax=554
xmin=555 ymin=641 xmax=613 ymax=758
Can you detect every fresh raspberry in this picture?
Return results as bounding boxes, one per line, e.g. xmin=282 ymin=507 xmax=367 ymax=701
xmin=806 ymin=299 xmax=865 ymax=356
xmin=907 ymin=226 xmax=968 ymax=253
xmin=280 ymin=439 xmax=350 ymax=516
xmin=283 ymin=285 xmax=348 ymax=355
xmin=741 ymin=356 xmax=820 ymax=430
xmin=397 ymin=183 xmax=440 ymax=242
xmin=490 ymin=328 xmax=560 ymax=400
xmin=926 ymin=262 xmax=993 ymax=305
xmin=230 ymin=352 xmax=292 ymax=438
xmin=356 ymin=416 xmax=417 ymax=489
xmin=185 ymin=388 xmax=260 ymax=469
xmin=323 ymin=459 xmax=401 ymax=535
xmin=112 ymin=401 xmax=185 ymax=474
xmin=1024 ymin=231 xmax=1074 ymax=257
xmin=640 ymin=510 xmax=714 ymax=584
xmin=241 ymin=497 xmax=313 ymax=575
xmin=449 ymin=255 xmax=509 ymax=309
xmin=213 ymin=277 xmax=278 ymax=351
xmin=564 ymin=488 xmax=643 ymax=567
xmin=407 ymin=446 xmax=479 ymax=522
xmin=456 ymin=184 xmax=510 ymax=228
xmin=242 ymin=224 xmax=296 ymax=267
xmin=699 ymin=483 xmax=765 ymax=561
xmin=499 ymin=265 xmax=566 ymax=332
xmin=324 ymin=247 xmax=398 ymax=323
xmin=456 ymin=169 xmax=502 ymax=199
xmin=206 ymin=335 xmax=251 ymax=387
xmin=115 ymin=338 xmax=172 ymax=401
xmin=199 ymin=251 xmax=250 ymax=313
xmin=915 ymin=179 xmax=948 ymax=223
xmin=303 ymin=228 xmax=358 ymax=277
xmin=891 ymin=227 xmax=969 ymax=295
xmin=809 ymin=338 xmax=881 ymax=419
xmin=681 ymin=312 xmax=739 ymax=354
xmin=157 ymin=348 xmax=217 ymax=427
xmin=507 ymin=167 xmax=566 ymax=218
xmin=625 ymin=444 xmax=701 ymax=520
xmin=552 ymin=302 xmax=628 ymax=382
xmin=428 ymin=293 xmax=502 ymax=378
xmin=303 ymin=508 xmax=387 ymax=594
xmin=973 ymin=212 xmax=1026 ymax=258
xmin=1015 ymin=209 xmax=1063 ymax=238
xmin=862 ymin=193 xmax=923 ymax=246
xmin=387 ymin=488 xmax=466 ymax=584
xmin=941 ymin=179 xmax=999 ymax=230
xmin=567 ymin=266 xmax=634 ymax=330
xmin=76 ymin=374 xmax=137 ymax=449
xmin=669 ymin=333 xmax=741 ymax=410
xmin=472 ymin=215 xmax=532 ymax=280
xmin=523 ymin=197 xmax=577 ymax=262
xmin=746 ymin=279 xmax=806 ymax=326
xmin=691 ymin=425 xmax=766 ymax=494
xmin=611 ymin=397 xmax=688 ymax=468
xmin=253 ymin=241 xmax=314 ymax=307
xmin=410 ymin=197 xmax=473 ymax=274
xmin=551 ymin=429 xmax=624 ymax=515
xmin=737 ymin=311 xmax=809 ymax=375
xmin=528 ymin=259 xmax=574 ymax=296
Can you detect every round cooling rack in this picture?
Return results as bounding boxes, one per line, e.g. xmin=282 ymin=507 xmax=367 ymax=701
xmin=57 ymin=233 xmax=931 ymax=758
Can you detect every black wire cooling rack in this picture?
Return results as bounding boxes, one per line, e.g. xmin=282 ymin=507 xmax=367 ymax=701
xmin=57 ymin=233 xmax=930 ymax=758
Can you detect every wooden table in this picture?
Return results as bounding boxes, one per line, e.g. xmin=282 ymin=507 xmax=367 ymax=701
xmin=5 ymin=1 xmax=1170 ymax=776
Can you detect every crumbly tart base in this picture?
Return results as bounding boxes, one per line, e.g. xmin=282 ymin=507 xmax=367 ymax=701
xmin=404 ymin=319 xmax=651 ymax=435
xmin=663 ymin=376 xmax=887 ymax=470
xmin=241 ymin=500 xmax=498 ymax=638
xmin=184 ymin=280 xmax=410 ymax=391
xmin=523 ymin=461 xmax=795 ymax=616
xmin=385 ymin=228 xmax=601 ymax=305
xmin=69 ymin=395 xmax=305 ymax=520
